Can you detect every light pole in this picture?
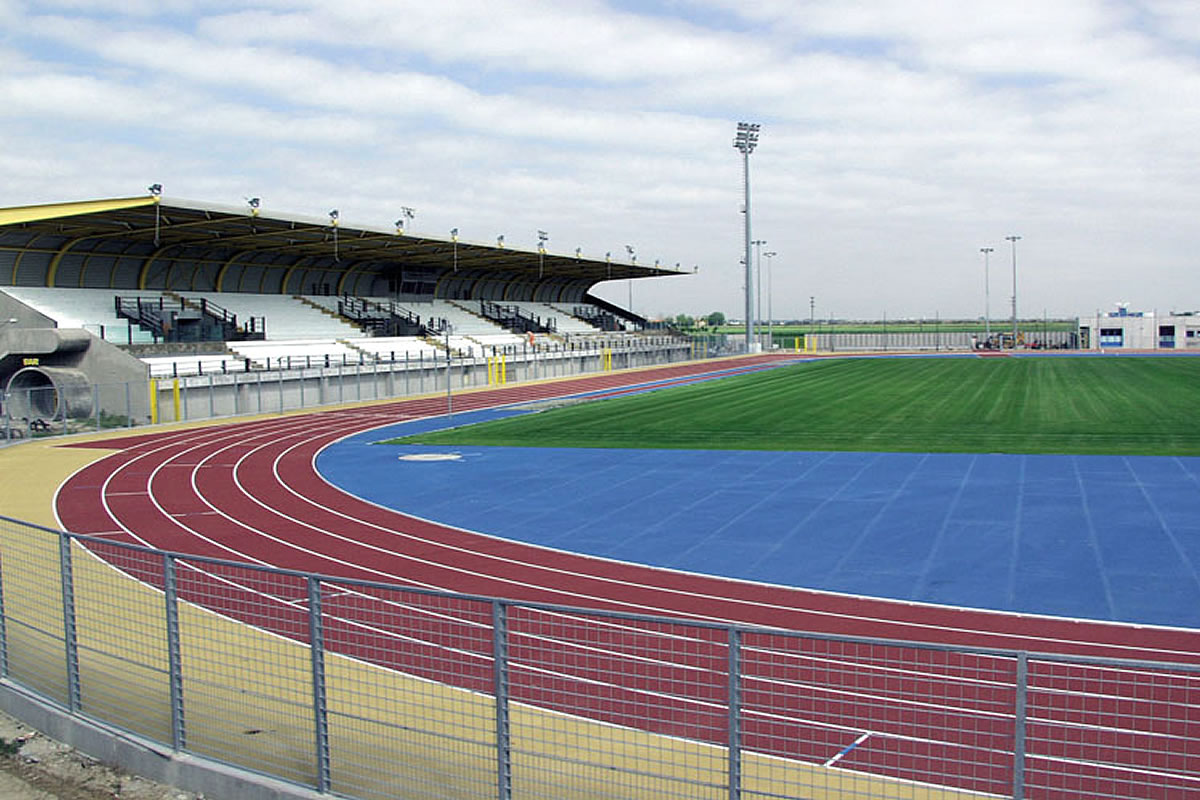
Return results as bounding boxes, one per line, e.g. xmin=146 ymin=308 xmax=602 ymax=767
xmin=399 ymin=206 xmax=415 ymax=233
xmin=764 ymin=250 xmax=777 ymax=349
xmin=625 ymin=245 xmax=635 ymax=314
xmin=980 ymin=246 xmax=994 ymax=345
xmin=451 ymin=228 xmax=459 ymax=272
xmin=733 ymin=121 xmax=761 ymax=352
xmin=752 ymin=239 xmax=767 ymax=337
xmin=1006 ymin=235 xmax=1021 ymax=348
xmin=537 ymin=230 xmax=548 ymax=278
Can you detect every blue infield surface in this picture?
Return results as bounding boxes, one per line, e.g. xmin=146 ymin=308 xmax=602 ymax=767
xmin=317 ymin=406 xmax=1200 ymax=630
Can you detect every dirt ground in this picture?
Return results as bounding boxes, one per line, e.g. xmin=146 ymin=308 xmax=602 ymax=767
xmin=0 ymin=709 xmax=200 ymax=800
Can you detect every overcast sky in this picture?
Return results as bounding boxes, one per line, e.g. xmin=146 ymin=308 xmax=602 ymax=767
xmin=2 ymin=1 xmax=1198 ymax=321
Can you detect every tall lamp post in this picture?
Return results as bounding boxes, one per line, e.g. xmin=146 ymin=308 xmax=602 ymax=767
xmin=980 ymin=246 xmax=994 ymax=344
xmin=537 ymin=230 xmax=548 ymax=279
xmin=733 ymin=122 xmax=761 ymax=352
xmin=1006 ymin=235 xmax=1021 ymax=348
xmin=625 ymin=244 xmax=635 ymax=313
xmin=752 ymin=239 xmax=767 ymax=339
xmin=764 ymin=250 xmax=777 ymax=349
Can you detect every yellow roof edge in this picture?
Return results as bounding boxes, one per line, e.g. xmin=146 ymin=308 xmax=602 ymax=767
xmin=0 ymin=196 xmax=158 ymax=226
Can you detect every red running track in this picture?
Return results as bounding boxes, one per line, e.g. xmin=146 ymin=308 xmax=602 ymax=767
xmin=53 ymin=358 xmax=1200 ymax=798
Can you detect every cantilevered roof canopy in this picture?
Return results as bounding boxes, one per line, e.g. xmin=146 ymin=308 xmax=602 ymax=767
xmin=0 ymin=195 xmax=688 ymax=301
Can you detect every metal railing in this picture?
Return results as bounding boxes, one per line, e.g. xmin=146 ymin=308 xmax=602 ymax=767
xmin=2 ymin=336 xmax=696 ymax=442
xmin=0 ymin=515 xmax=1196 ymax=799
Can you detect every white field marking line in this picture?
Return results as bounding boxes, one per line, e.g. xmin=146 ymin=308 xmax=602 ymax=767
xmin=308 ymin=584 xmax=1016 ymax=734
xmin=1032 ymin=681 xmax=1200 ymax=707
xmin=738 ymin=702 xmax=1015 ymax=760
xmin=823 ymin=733 xmax=870 ymax=767
xmin=68 ymin=389 xmax=1194 ymax=765
xmin=317 ymin=573 xmax=1018 ymax=718
xmin=1025 ymin=711 xmax=1200 ymax=742
xmin=43 ymin=430 xmax=832 ymax=729
xmin=65 ymin=376 xmax=1152 ymax=782
xmin=74 ymin=373 xmax=1200 ymax=666
xmin=58 ymin=414 xmax=321 ymax=543
xmin=738 ymin=673 xmax=1013 ymax=721
xmin=1024 ymin=752 xmax=1200 ymax=786
xmin=128 ymin=427 xmax=1010 ymax=739
xmin=744 ymin=648 xmax=1017 ymax=691
xmin=292 ymin=420 xmax=1197 ymax=662
xmin=1028 ymin=658 xmax=1200 ymax=687
xmin=163 ymin=422 xmax=469 ymax=585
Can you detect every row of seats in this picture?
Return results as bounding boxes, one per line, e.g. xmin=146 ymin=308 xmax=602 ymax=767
xmin=1 ymin=288 xmax=627 ymax=378
xmin=2 ymin=286 xmax=163 ymax=344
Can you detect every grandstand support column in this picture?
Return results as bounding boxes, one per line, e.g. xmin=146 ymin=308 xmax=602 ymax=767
xmin=733 ymin=122 xmax=761 ymax=353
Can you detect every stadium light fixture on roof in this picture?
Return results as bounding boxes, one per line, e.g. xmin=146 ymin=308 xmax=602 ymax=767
xmin=246 ymin=197 xmax=260 ymax=217
xmin=497 ymin=234 xmax=505 ymax=248
xmin=396 ymin=206 xmax=415 ymax=234
xmin=329 ymin=210 xmax=340 ymax=262
xmin=148 ymin=183 xmax=163 ymax=245
xmin=451 ymin=228 xmax=459 ymax=271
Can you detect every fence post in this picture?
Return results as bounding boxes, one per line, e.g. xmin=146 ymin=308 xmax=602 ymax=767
xmin=728 ymin=627 xmax=741 ymax=800
xmin=308 ymin=577 xmax=331 ymax=792
xmin=1013 ymin=651 xmax=1027 ymax=800
xmin=58 ymin=533 xmax=81 ymax=712
xmin=493 ymin=601 xmax=512 ymax=800
xmin=0 ymin=543 xmax=8 ymax=678
xmin=163 ymin=554 xmax=186 ymax=750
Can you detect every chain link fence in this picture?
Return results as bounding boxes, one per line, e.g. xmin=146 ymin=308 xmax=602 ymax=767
xmin=1 ymin=515 xmax=1197 ymax=799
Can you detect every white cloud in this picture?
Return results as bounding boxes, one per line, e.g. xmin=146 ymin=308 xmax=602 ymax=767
xmin=1 ymin=0 xmax=1199 ymax=319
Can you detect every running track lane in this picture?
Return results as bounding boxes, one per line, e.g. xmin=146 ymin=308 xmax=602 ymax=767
xmin=53 ymin=357 xmax=1200 ymax=798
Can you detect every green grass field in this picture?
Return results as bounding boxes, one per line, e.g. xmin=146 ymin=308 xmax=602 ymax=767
xmin=393 ymin=356 xmax=1200 ymax=455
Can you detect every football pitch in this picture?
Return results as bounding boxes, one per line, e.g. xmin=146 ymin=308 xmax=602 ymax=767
xmin=396 ymin=355 xmax=1200 ymax=455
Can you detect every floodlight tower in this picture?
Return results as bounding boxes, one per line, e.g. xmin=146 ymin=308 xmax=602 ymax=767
xmin=1006 ymin=235 xmax=1021 ymax=347
xmin=733 ymin=122 xmax=760 ymax=351
xmin=980 ymin=246 xmax=994 ymax=343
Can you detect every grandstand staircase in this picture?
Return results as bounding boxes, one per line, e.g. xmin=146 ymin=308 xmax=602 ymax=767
xmin=476 ymin=300 xmax=556 ymax=334
xmin=146 ymin=292 xmax=266 ymax=343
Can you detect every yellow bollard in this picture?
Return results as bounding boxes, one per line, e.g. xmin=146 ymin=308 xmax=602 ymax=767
xmin=149 ymin=379 xmax=159 ymax=424
xmin=172 ymin=379 xmax=181 ymax=422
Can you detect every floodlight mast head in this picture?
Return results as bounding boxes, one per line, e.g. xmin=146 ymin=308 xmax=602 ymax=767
xmin=732 ymin=122 xmax=760 ymax=155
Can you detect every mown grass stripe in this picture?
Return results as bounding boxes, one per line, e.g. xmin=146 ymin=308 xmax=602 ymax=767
xmin=392 ymin=357 xmax=1200 ymax=456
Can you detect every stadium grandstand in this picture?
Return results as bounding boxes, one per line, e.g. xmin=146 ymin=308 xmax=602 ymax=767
xmin=0 ymin=193 xmax=691 ymax=428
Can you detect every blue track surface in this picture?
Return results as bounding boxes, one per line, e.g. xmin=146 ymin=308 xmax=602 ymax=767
xmin=317 ymin=406 xmax=1200 ymax=630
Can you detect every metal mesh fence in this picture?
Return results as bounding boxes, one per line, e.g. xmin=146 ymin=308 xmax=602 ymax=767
xmin=1 ymin=515 xmax=1198 ymax=800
